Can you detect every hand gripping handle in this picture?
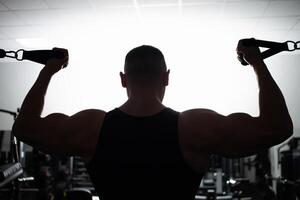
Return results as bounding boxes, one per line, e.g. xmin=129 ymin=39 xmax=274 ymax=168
xmin=237 ymin=38 xmax=291 ymax=66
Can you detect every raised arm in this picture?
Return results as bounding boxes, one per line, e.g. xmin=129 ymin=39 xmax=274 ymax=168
xmin=179 ymin=40 xmax=293 ymax=158
xmin=13 ymin=48 xmax=105 ymax=157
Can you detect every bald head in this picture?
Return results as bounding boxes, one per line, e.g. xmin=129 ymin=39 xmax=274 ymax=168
xmin=124 ymin=45 xmax=167 ymax=85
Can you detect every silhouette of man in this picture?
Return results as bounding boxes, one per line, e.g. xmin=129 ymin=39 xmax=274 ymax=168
xmin=13 ymin=41 xmax=293 ymax=200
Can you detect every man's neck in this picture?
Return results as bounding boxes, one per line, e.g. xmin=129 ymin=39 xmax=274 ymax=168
xmin=119 ymin=97 xmax=165 ymax=117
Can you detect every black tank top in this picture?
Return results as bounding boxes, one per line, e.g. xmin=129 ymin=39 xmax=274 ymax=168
xmin=87 ymin=108 xmax=202 ymax=200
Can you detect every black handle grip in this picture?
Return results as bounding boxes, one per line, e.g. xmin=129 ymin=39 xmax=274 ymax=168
xmin=240 ymin=38 xmax=257 ymax=47
xmin=0 ymin=49 xmax=6 ymax=58
xmin=237 ymin=38 xmax=257 ymax=66
xmin=237 ymin=38 xmax=289 ymax=66
xmin=22 ymin=50 xmax=66 ymax=65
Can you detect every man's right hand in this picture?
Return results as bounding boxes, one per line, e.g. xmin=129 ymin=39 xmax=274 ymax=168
xmin=236 ymin=39 xmax=264 ymax=67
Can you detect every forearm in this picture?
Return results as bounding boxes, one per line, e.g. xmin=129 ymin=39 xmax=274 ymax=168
xmin=19 ymin=68 xmax=53 ymax=117
xmin=254 ymin=62 xmax=293 ymax=133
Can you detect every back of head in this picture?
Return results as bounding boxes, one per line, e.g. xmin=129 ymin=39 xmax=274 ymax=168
xmin=124 ymin=45 xmax=167 ymax=85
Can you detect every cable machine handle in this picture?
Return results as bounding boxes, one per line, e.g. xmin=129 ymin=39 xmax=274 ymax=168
xmin=22 ymin=50 xmax=65 ymax=65
xmin=238 ymin=38 xmax=299 ymax=66
xmin=0 ymin=49 xmax=66 ymax=65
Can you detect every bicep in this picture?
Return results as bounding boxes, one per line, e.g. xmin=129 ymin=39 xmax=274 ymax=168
xmin=180 ymin=109 xmax=280 ymax=159
xmin=15 ymin=110 xmax=104 ymax=156
xmin=213 ymin=113 xmax=272 ymax=157
xmin=15 ymin=113 xmax=72 ymax=155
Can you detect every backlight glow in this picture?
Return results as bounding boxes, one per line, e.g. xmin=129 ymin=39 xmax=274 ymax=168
xmin=14 ymin=11 xmax=264 ymax=117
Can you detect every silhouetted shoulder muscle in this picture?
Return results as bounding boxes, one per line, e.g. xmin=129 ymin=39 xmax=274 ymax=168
xmin=178 ymin=109 xmax=221 ymax=172
xmin=179 ymin=109 xmax=224 ymax=153
xmin=14 ymin=109 xmax=106 ymax=160
xmin=179 ymin=108 xmax=291 ymax=159
xmin=74 ymin=109 xmax=106 ymax=162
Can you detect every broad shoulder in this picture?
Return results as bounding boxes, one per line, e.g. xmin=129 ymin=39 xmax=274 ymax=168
xmin=180 ymin=108 xmax=219 ymax=116
xmin=179 ymin=108 xmax=223 ymax=129
xmin=72 ymin=108 xmax=106 ymax=137
xmin=69 ymin=109 xmax=106 ymax=128
xmin=178 ymin=108 xmax=223 ymax=143
xmin=72 ymin=109 xmax=106 ymax=119
xmin=178 ymin=109 xmax=232 ymax=143
xmin=178 ymin=109 xmax=222 ymax=172
xmin=69 ymin=109 xmax=106 ymax=163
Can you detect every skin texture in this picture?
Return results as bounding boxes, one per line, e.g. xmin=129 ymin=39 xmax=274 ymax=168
xmin=13 ymin=42 xmax=293 ymax=173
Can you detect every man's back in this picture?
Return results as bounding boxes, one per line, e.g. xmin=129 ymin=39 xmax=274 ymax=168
xmin=86 ymin=108 xmax=203 ymax=200
xmin=13 ymin=44 xmax=293 ymax=200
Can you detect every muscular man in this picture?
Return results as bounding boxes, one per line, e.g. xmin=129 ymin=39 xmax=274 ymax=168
xmin=13 ymin=41 xmax=293 ymax=200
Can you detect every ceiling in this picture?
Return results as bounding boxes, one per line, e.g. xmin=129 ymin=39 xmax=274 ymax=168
xmin=0 ymin=0 xmax=299 ymax=50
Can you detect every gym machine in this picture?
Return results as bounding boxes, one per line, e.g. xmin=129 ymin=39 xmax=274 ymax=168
xmin=276 ymin=137 xmax=300 ymax=200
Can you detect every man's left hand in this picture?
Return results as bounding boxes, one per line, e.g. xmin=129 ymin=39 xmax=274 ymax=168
xmin=44 ymin=47 xmax=69 ymax=75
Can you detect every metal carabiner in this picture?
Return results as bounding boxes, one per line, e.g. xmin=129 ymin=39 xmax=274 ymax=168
xmin=295 ymin=41 xmax=300 ymax=50
xmin=15 ymin=49 xmax=24 ymax=61
xmin=0 ymin=49 xmax=24 ymax=61
xmin=286 ymin=41 xmax=297 ymax=51
xmin=4 ymin=50 xmax=18 ymax=59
